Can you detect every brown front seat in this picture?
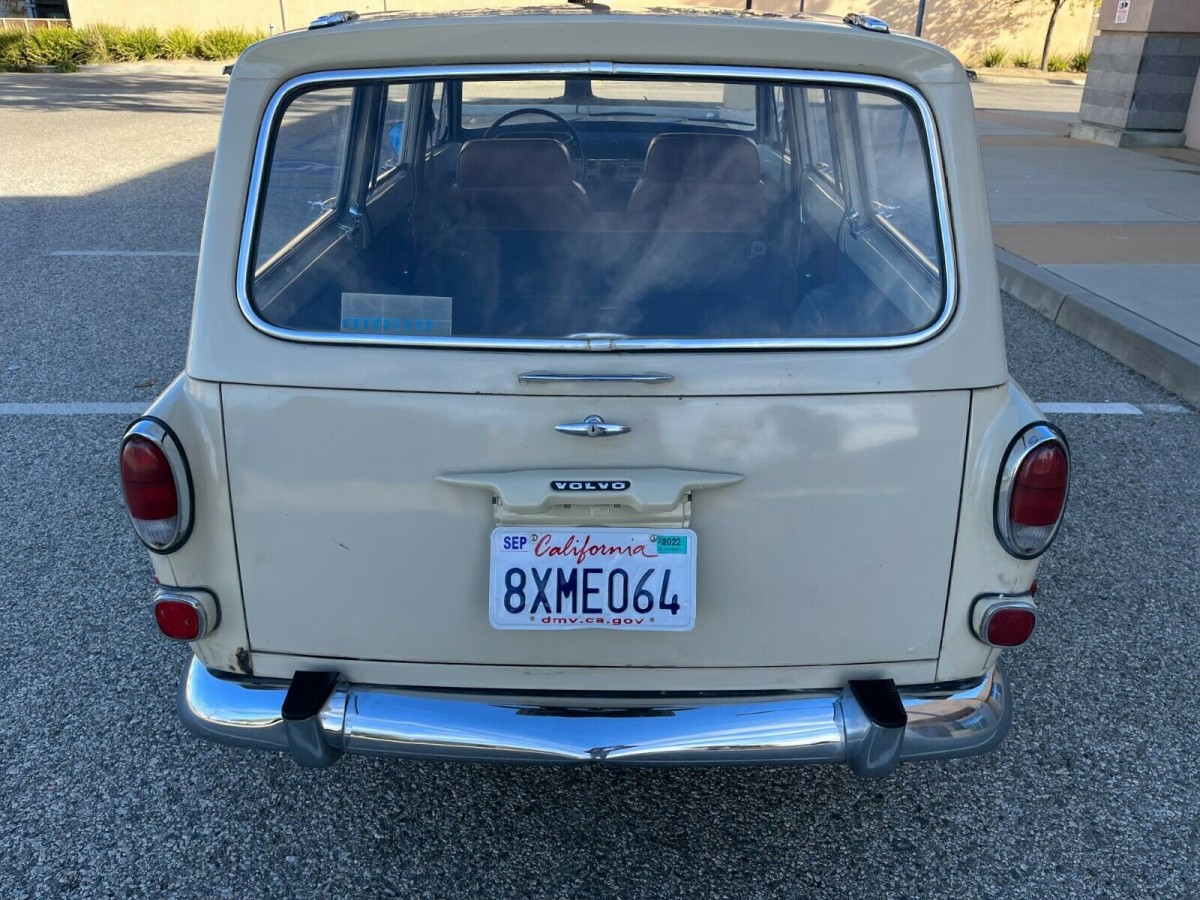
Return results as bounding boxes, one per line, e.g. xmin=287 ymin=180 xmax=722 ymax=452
xmin=625 ymin=133 xmax=768 ymax=231
xmin=451 ymin=137 xmax=589 ymax=230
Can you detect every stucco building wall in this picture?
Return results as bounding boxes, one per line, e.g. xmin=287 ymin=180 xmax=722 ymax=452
xmin=66 ymin=0 xmax=394 ymax=33
xmin=66 ymin=0 xmax=1098 ymax=64
xmin=801 ymin=0 xmax=1098 ymax=64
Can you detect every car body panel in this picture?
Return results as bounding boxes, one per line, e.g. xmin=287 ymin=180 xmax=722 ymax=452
xmin=222 ymin=385 xmax=968 ymax=674
xmin=244 ymin=652 xmax=940 ymax=693
xmin=937 ymin=382 xmax=1042 ymax=681
xmin=138 ymin=376 xmax=251 ymax=674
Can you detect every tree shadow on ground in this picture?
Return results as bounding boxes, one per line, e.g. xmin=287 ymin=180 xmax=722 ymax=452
xmin=0 ymin=71 xmax=228 ymax=114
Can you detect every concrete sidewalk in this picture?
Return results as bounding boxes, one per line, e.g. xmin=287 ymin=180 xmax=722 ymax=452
xmin=972 ymin=82 xmax=1200 ymax=408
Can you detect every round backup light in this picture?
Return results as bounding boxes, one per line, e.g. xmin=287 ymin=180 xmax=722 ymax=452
xmin=995 ymin=424 xmax=1069 ymax=559
xmin=120 ymin=420 xmax=193 ymax=553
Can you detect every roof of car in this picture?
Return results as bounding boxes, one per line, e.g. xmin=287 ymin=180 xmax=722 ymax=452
xmin=232 ymin=4 xmax=964 ymax=86
xmin=302 ymin=3 xmax=847 ymax=27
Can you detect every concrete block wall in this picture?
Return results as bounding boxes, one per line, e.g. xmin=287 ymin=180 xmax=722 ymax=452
xmin=1081 ymin=32 xmax=1200 ymax=132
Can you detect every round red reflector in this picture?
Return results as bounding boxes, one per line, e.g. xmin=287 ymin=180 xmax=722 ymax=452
xmin=155 ymin=599 xmax=202 ymax=641
xmin=1010 ymin=442 xmax=1068 ymax=527
xmin=121 ymin=437 xmax=178 ymax=521
xmin=986 ymin=607 xmax=1037 ymax=647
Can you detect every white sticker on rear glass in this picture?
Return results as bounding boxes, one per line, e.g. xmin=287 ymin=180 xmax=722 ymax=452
xmin=340 ymin=293 xmax=452 ymax=336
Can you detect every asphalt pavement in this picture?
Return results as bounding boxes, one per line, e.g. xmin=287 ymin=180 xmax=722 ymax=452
xmin=1 ymin=71 xmax=1199 ymax=899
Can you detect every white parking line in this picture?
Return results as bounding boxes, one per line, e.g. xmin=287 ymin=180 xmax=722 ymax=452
xmin=0 ymin=403 xmax=145 ymax=416
xmin=1038 ymin=402 xmax=1144 ymax=415
xmin=49 ymin=251 xmax=199 ymax=257
xmin=1140 ymin=403 xmax=1192 ymax=414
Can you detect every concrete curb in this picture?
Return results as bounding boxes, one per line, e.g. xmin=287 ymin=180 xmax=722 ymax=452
xmin=78 ymin=61 xmax=231 ymax=77
xmin=996 ymin=248 xmax=1200 ymax=408
xmin=971 ymin=70 xmax=1086 ymax=86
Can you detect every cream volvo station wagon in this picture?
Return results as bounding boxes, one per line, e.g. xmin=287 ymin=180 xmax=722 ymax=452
xmin=120 ymin=5 xmax=1071 ymax=776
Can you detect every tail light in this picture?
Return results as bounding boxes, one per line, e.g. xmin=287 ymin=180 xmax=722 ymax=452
xmin=995 ymin=423 xmax=1069 ymax=559
xmin=972 ymin=594 xmax=1038 ymax=647
xmin=121 ymin=419 xmax=193 ymax=553
xmin=153 ymin=588 xmax=217 ymax=641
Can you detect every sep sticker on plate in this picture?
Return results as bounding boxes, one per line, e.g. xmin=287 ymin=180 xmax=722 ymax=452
xmin=489 ymin=527 xmax=697 ymax=631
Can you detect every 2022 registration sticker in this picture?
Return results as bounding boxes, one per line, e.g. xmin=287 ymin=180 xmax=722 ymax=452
xmin=489 ymin=528 xmax=697 ymax=631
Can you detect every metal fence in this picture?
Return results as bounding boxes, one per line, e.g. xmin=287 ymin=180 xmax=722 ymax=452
xmin=0 ymin=18 xmax=70 ymax=32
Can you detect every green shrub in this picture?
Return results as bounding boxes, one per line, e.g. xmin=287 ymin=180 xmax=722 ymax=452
xmin=1046 ymin=53 xmax=1070 ymax=72
xmin=1070 ymin=48 xmax=1090 ymax=73
xmin=161 ymin=26 xmax=201 ymax=60
xmin=1011 ymin=50 xmax=1035 ymax=69
xmin=979 ymin=47 xmax=1006 ymax=68
xmin=0 ymin=22 xmax=265 ymax=71
xmin=105 ymin=25 xmax=164 ymax=61
xmin=11 ymin=27 xmax=97 ymax=72
xmin=89 ymin=23 xmax=124 ymax=61
xmin=0 ymin=31 xmax=29 ymax=71
xmin=74 ymin=26 xmax=111 ymax=63
xmin=196 ymin=26 xmax=264 ymax=61
xmin=74 ymin=26 xmax=107 ymax=64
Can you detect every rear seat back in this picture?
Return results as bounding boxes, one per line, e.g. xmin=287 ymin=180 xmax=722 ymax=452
xmin=619 ymin=133 xmax=791 ymax=334
xmin=625 ymin=133 xmax=769 ymax=231
xmin=441 ymin=133 xmax=793 ymax=337
xmin=451 ymin=137 xmax=588 ymax=229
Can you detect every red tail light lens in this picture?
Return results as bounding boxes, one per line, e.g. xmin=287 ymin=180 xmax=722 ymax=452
xmin=152 ymin=589 xmax=217 ymax=642
xmin=996 ymin=424 xmax=1069 ymax=558
xmin=121 ymin=438 xmax=177 ymax=520
xmin=972 ymin=594 xmax=1039 ymax=648
xmin=1011 ymin=442 xmax=1069 ymax=526
xmin=155 ymin=598 xmax=203 ymax=641
xmin=120 ymin=420 xmax=192 ymax=553
xmin=985 ymin=607 xmax=1038 ymax=647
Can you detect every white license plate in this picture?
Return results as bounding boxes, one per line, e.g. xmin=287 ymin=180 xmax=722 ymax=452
xmin=489 ymin=527 xmax=696 ymax=631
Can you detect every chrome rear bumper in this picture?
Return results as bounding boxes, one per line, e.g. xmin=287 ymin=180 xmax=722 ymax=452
xmin=178 ymin=657 xmax=1010 ymax=776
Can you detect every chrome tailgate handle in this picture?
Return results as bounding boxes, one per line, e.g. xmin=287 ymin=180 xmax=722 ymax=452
xmin=555 ymin=415 xmax=630 ymax=438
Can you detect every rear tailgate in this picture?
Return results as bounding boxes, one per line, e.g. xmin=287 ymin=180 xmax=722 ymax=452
xmin=223 ymin=385 xmax=968 ymax=669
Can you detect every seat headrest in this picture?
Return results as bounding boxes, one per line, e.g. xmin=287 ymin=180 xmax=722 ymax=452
xmin=641 ymin=133 xmax=761 ymax=184
xmin=456 ymin=138 xmax=575 ymax=189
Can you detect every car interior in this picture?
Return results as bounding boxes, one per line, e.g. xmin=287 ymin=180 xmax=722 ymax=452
xmin=249 ymin=74 xmax=945 ymax=343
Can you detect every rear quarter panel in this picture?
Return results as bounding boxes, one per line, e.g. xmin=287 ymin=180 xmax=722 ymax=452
xmin=140 ymin=376 xmax=250 ymax=674
xmin=938 ymin=382 xmax=1043 ymax=681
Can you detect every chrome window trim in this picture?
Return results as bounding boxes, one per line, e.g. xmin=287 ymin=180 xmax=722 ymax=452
xmin=993 ymin=422 xmax=1070 ymax=560
xmin=237 ymin=62 xmax=957 ymax=352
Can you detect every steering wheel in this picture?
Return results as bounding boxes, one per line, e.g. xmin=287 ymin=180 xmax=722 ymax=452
xmin=482 ymin=107 xmax=587 ymax=178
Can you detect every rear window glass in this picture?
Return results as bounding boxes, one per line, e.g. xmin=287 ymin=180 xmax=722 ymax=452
xmin=247 ymin=74 xmax=946 ymax=345
xmin=255 ymin=87 xmax=353 ymax=268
